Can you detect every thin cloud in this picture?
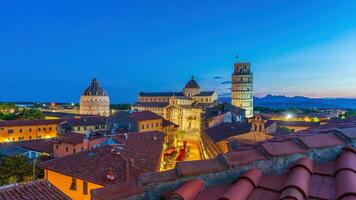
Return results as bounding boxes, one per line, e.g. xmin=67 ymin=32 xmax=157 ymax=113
xmin=221 ymin=81 xmax=231 ymax=85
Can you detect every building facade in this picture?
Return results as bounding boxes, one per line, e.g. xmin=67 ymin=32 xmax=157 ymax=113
xmin=231 ymin=62 xmax=254 ymax=117
xmin=132 ymin=77 xmax=218 ymax=131
xmin=80 ymin=79 xmax=110 ymax=117
xmin=0 ymin=119 xmax=64 ymax=143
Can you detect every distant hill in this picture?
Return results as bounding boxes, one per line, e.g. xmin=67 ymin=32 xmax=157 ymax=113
xmin=219 ymin=94 xmax=356 ymax=109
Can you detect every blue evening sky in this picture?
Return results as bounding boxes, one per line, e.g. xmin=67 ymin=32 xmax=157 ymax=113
xmin=0 ymin=0 xmax=355 ymax=103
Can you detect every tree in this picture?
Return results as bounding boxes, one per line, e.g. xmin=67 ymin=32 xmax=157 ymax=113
xmin=16 ymin=109 xmax=45 ymax=120
xmin=0 ymin=156 xmax=33 ymax=185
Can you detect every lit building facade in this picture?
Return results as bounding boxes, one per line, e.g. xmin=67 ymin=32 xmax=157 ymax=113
xmin=231 ymin=62 xmax=254 ymax=117
xmin=0 ymin=119 xmax=64 ymax=143
xmin=80 ymin=79 xmax=110 ymax=117
xmin=131 ymin=77 xmax=218 ymax=131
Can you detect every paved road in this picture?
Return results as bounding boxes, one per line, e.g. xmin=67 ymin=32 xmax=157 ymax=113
xmin=182 ymin=130 xmax=202 ymax=161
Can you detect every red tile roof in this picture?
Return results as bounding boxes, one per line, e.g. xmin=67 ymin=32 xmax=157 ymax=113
xmin=161 ymin=148 xmax=356 ymax=200
xmin=54 ymin=132 xmax=85 ymax=145
xmin=61 ymin=116 xmax=106 ymax=126
xmin=131 ymin=111 xmax=163 ymax=121
xmin=0 ymin=180 xmax=70 ymax=200
xmin=39 ymin=131 xmax=165 ymax=186
xmin=261 ymin=141 xmax=305 ymax=156
xmin=15 ymin=139 xmax=55 ymax=154
xmin=90 ymin=128 xmax=356 ymax=200
xmin=0 ymin=119 xmax=65 ymax=127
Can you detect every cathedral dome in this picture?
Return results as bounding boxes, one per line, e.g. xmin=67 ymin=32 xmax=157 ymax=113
xmin=82 ymin=78 xmax=108 ymax=96
xmin=184 ymin=76 xmax=200 ymax=89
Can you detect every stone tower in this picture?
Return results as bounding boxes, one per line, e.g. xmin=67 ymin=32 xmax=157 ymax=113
xmin=80 ymin=78 xmax=110 ymax=116
xmin=231 ymin=62 xmax=253 ymax=117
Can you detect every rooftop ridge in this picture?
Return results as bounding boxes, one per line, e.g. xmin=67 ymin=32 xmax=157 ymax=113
xmin=91 ymin=129 xmax=356 ymax=200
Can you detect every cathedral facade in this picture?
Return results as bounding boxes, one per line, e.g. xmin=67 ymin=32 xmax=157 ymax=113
xmin=231 ymin=62 xmax=254 ymax=117
xmin=132 ymin=77 xmax=218 ymax=131
xmin=79 ymin=78 xmax=110 ymax=116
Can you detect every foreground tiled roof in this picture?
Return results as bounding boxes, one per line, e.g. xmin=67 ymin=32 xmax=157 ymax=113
xmin=91 ymin=128 xmax=356 ymax=200
xmin=0 ymin=180 xmax=70 ymax=200
xmin=39 ymin=131 xmax=165 ymax=186
xmin=0 ymin=119 xmax=65 ymax=127
xmin=131 ymin=111 xmax=162 ymax=121
xmin=165 ymin=148 xmax=356 ymax=200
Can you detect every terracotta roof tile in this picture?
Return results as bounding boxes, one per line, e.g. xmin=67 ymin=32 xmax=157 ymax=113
xmin=281 ymin=158 xmax=313 ymax=199
xmin=298 ymin=133 xmax=345 ymax=149
xmin=90 ymin=178 xmax=143 ymax=200
xmin=219 ymin=169 xmax=262 ymax=200
xmin=15 ymin=139 xmax=55 ymax=154
xmin=258 ymin=175 xmax=287 ymax=192
xmin=309 ymin=174 xmax=336 ymax=199
xmin=335 ymin=170 xmax=356 ymax=200
xmin=139 ymin=169 xmax=178 ymax=185
xmin=0 ymin=180 xmax=70 ymax=200
xmin=39 ymin=131 xmax=165 ymax=186
xmin=335 ymin=150 xmax=356 ymax=174
xmin=223 ymin=150 xmax=266 ymax=167
xmin=195 ymin=185 xmax=231 ymax=200
xmin=314 ymin=161 xmax=336 ymax=176
xmin=336 ymin=128 xmax=356 ymax=140
xmin=176 ymin=159 xmax=226 ymax=177
xmin=261 ymin=141 xmax=305 ymax=157
xmin=247 ymin=188 xmax=280 ymax=200
xmin=169 ymin=180 xmax=204 ymax=200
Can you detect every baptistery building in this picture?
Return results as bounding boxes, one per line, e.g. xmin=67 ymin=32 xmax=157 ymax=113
xmin=79 ymin=78 xmax=110 ymax=116
xmin=132 ymin=77 xmax=218 ymax=131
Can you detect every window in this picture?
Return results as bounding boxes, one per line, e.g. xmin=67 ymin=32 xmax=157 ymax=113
xmin=70 ymin=178 xmax=77 ymax=191
xmin=19 ymin=129 xmax=22 ymax=133
xmin=38 ymin=128 xmax=41 ymax=132
xmin=83 ymin=181 xmax=88 ymax=195
xmin=141 ymin=125 xmax=144 ymax=130
xmin=77 ymin=127 xmax=81 ymax=131
xmin=56 ymin=145 xmax=59 ymax=150
xmin=84 ymin=126 xmax=87 ymax=130
xmin=95 ymin=126 xmax=99 ymax=129
xmin=29 ymin=136 xmax=32 ymax=140
xmin=7 ymin=129 xmax=14 ymax=134
xmin=18 ymin=137 xmax=24 ymax=141
xmin=49 ymin=127 xmax=52 ymax=131
xmin=66 ymin=147 xmax=68 ymax=152
xmin=29 ymin=128 xmax=32 ymax=132
xmin=156 ymin=123 xmax=159 ymax=127
xmin=146 ymin=124 xmax=149 ymax=129
xmin=43 ymin=128 xmax=46 ymax=131
xmin=73 ymin=148 xmax=76 ymax=154
xmin=151 ymin=123 xmax=154 ymax=128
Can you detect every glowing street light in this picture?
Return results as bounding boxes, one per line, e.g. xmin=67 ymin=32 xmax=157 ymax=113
xmin=286 ymin=114 xmax=293 ymax=120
